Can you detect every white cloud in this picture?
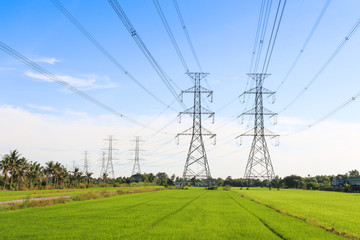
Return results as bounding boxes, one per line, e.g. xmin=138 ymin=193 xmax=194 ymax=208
xmin=25 ymin=71 xmax=118 ymax=90
xmin=0 ymin=105 xmax=358 ymax=179
xmin=33 ymin=57 xmax=61 ymax=65
xmin=27 ymin=104 xmax=57 ymax=112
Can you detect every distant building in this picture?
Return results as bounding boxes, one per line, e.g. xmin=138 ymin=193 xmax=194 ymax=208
xmin=332 ymin=176 xmax=360 ymax=189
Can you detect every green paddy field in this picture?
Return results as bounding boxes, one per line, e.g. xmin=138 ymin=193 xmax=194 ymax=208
xmin=0 ymin=187 xmax=358 ymax=239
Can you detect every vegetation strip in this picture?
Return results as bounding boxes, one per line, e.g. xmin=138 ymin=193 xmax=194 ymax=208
xmin=0 ymin=187 xmax=166 ymax=211
xmin=0 ymin=195 xmax=71 ymax=204
xmin=226 ymin=192 xmax=286 ymax=240
xmin=235 ymin=191 xmax=358 ymax=240
xmin=149 ymin=191 xmax=207 ymax=228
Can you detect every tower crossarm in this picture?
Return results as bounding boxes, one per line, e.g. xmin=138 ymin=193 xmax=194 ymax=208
xmin=176 ymin=127 xmax=193 ymax=136
xmin=238 ymin=107 xmax=277 ymax=117
xmin=181 ymin=87 xmax=212 ymax=94
xmin=201 ymin=126 xmax=216 ymax=138
xmin=237 ymin=128 xmax=279 ymax=138
xmin=240 ymin=87 xmax=275 ymax=96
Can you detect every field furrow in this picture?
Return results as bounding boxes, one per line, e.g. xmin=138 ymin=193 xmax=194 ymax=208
xmin=233 ymin=188 xmax=360 ymax=239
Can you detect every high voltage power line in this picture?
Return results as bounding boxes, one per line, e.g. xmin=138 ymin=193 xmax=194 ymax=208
xmin=253 ymin=0 xmax=273 ymax=73
xmin=153 ymin=0 xmax=188 ymax=72
xmin=0 ymin=41 xmax=173 ymax=135
xmin=284 ymin=88 xmax=360 ymax=136
xmin=51 ymin=0 xmax=185 ymax=143
xmin=3 ymin=1 xmax=360 ymax=179
xmin=241 ymin=0 xmax=274 ymax=133
xmin=50 ymin=0 xmax=177 ymax=112
xmin=261 ymin=0 xmax=287 ymax=74
xmin=172 ymin=0 xmax=212 ymax=90
xmin=108 ymin=0 xmax=187 ymax=110
xmin=276 ymin=0 xmax=331 ymax=92
xmin=279 ymin=17 xmax=360 ymax=113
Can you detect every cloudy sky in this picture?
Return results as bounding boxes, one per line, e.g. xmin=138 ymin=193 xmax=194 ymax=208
xmin=1 ymin=0 xmax=360 ymax=178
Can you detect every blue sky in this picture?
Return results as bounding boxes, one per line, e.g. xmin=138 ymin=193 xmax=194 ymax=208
xmin=1 ymin=0 xmax=360 ymax=178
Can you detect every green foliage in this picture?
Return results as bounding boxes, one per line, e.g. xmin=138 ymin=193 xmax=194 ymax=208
xmin=19 ymin=195 xmax=31 ymax=209
xmin=283 ymin=175 xmax=304 ymax=189
xmin=305 ymin=177 xmax=319 ymax=190
xmin=348 ymin=169 xmax=360 ymax=177
xmin=222 ymin=185 xmax=231 ymax=191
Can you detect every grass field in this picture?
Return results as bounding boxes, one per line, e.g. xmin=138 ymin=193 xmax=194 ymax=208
xmin=235 ymin=188 xmax=360 ymax=239
xmin=0 ymin=186 xmax=161 ymax=202
xmin=0 ymin=188 xmax=348 ymax=239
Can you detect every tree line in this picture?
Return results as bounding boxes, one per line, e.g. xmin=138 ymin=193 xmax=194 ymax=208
xmin=0 ymin=150 xmax=358 ymax=191
xmin=0 ymin=150 xmax=178 ymax=190
xmin=216 ymin=169 xmax=359 ymax=192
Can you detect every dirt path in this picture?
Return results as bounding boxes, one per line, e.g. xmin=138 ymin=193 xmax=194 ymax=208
xmin=0 ymin=195 xmax=71 ymax=205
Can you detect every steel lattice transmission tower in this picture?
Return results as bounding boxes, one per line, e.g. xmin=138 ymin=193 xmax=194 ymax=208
xmin=103 ymin=135 xmax=117 ymax=179
xmin=131 ymin=136 xmax=143 ymax=176
xmin=83 ymin=151 xmax=89 ymax=174
xmin=237 ymin=73 xmax=279 ymax=188
xmin=177 ymin=72 xmax=216 ymax=186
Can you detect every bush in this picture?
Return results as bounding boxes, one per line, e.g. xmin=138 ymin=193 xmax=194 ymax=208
xmin=20 ymin=195 xmax=30 ymax=209
xmin=207 ymin=186 xmax=218 ymax=190
xmin=223 ymin=185 xmax=231 ymax=191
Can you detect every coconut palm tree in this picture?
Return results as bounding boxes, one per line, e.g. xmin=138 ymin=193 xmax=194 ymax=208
xmin=44 ymin=161 xmax=55 ymax=187
xmin=0 ymin=154 xmax=11 ymax=189
xmin=14 ymin=157 xmax=29 ymax=190
xmin=53 ymin=163 xmax=67 ymax=188
xmin=86 ymin=172 xmax=93 ymax=185
xmin=73 ymin=167 xmax=82 ymax=187
xmin=7 ymin=150 xmax=22 ymax=188
xmin=28 ymin=162 xmax=43 ymax=189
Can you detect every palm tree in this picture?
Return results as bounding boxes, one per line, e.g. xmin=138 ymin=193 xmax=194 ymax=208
xmin=0 ymin=154 xmax=11 ymax=189
xmin=14 ymin=157 xmax=29 ymax=190
xmin=53 ymin=163 xmax=67 ymax=188
xmin=44 ymin=161 xmax=55 ymax=187
xmin=7 ymin=150 xmax=22 ymax=188
xmin=28 ymin=162 xmax=43 ymax=189
xmin=86 ymin=172 xmax=93 ymax=185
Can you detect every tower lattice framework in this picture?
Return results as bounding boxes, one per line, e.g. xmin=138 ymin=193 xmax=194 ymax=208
xmin=177 ymin=72 xmax=215 ymax=185
xmin=131 ymin=136 xmax=143 ymax=176
xmin=83 ymin=151 xmax=89 ymax=175
xmin=238 ymin=73 xmax=279 ymax=187
xmin=103 ymin=135 xmax=116 ymax=179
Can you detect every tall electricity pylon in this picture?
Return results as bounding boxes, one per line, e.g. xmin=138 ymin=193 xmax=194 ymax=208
xmin=176 ymin=72 xmax=216 ymax=186
xmin=103 ymin=135 xmax=117 ymax=179
xmin=131 ymin=136 xmax=143 ymax=176
xmin=83 ymin=151 xmax=89 ymax=174
xmin=238 ymin=73 xmax=279 ymax=189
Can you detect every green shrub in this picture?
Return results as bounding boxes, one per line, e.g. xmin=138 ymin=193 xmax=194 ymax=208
xmin=223 ymin=185 xmax=231 ymax=191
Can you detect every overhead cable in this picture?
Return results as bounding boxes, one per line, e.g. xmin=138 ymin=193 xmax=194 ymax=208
xmin=108 ymin=0 xmax=187 ymax=110
xmin=280 ymin=17 xmax=360 ymax=113
xmin=0 ymin=41 xmax=174 ymax=134
xmin=50 ymin=0 xmax=176 ymax=111
xmin=276 ymin=0 xmax=331 ymax=92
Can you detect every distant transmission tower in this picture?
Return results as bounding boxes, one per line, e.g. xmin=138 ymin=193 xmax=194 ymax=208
xmin=177 ymin=72 xmax=216 ymax=186
xmin=103 ymin=135 xmax=117 ymax=179
xmin=131 ymin=136 xmax=143 ymax=176
xmin=238 ymin=73 xmax=279 ymax=189
xmin=83 ymin=151 xmax=89 ymax=174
